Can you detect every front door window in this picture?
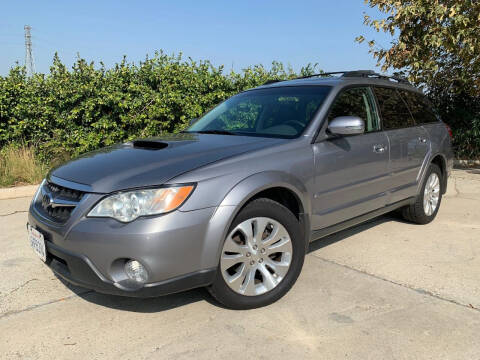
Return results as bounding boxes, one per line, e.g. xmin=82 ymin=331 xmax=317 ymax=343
xmin=328 ymin=87 xmax=380 ymax=132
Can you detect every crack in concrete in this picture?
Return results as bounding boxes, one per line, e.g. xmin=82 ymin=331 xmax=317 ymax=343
xmin=0 ymin=290 xmax=94 ymax=320
xmin=310 ymin=254 xmax=480 ymax=313
xmin=0 ymin=210 xmax=28 ymax=217
xmin=446 ymin=176 xmax=479 ymax=202
xmin=453 ymin=177 xmax=460 ymax=197
xmin=0 ymin=279 xmax=39 ymax=298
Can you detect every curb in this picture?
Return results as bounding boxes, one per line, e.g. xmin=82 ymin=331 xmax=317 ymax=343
xmin=454 ymin=159 xmax=480 ymax=168
xmin=0 ymin=184 xmax=39 ymax=200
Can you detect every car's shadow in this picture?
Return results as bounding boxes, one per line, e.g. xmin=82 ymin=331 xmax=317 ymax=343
xmin=60 ymin=213 xmax=408 ymax=312
xmin=308 ymin=212 xmax=409 ymax=253
xmin=59 ymin=276 xmax=217 ymax=312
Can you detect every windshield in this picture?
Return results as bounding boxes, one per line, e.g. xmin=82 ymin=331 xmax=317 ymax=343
xmin=187 ymin=86 xmax=331 ymax=138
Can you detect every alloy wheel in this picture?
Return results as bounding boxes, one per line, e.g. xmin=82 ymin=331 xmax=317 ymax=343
xmin=220 ymin=217 xmax=293 ymax=296
xmin=423 ymin=173 xmax=440 ymax=216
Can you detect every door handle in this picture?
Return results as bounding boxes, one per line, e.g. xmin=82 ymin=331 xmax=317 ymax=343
xmin=418 ymin=137 xmax=427 ymax=143
xmin=373 ymin=144 xmax=386 ymax=153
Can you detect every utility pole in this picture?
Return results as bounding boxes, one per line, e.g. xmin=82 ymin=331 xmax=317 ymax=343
xmin=24 ymin=25 xmax=35 ymax=76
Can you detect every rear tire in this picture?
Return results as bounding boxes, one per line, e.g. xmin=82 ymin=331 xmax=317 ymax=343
xmin=402 ymin=164 xmax=443 ymax=224
xmin=208 ymin=198 xmax=305 ymax=309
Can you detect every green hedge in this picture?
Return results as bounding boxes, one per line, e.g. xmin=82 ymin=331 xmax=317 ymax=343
xmin=428 ymin=86 xmax=480 ymax=160
xmin=0 ymin=52 xmax=478 ymax=160
xmin=0 ymin=52 xmax=317 ymax=161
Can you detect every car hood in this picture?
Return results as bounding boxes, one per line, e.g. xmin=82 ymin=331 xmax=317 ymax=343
xmin=50 ymin=133 xmax=286 ymax=193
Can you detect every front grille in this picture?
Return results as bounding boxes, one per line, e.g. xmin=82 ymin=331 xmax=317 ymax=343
xmin=45 ymin=182 xmax=84 ymax=202
xmin=42 ymin=206 xmax=74 ymax=223
xmin=34 ymin=181 xmax=85 ymax=223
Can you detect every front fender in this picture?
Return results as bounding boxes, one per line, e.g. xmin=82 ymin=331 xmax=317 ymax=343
xmin=199 ymin=171 xmax=311 ymax=269
xmin=220 ymin=170 xmax=310 ymax=212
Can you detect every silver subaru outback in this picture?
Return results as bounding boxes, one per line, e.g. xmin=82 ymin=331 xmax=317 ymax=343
xmin=27 ymin=70 xmax=454 ymax=309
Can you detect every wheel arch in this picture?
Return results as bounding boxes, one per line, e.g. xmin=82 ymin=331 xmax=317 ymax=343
xmin=417 ymin=152 xmax=449 ymax=197
xmin=211 ymin=171 xmax=311 ymax=258
xmin=430 ymin=153 xmax=447 ymax=193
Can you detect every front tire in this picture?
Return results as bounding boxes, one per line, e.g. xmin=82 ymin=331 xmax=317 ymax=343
xmin=402 ymin=163 xmax=443 ymax=224
xmin=208 ymin=198 xmax=305 ymax=309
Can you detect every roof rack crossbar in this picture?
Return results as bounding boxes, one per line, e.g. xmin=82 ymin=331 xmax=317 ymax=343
xmin=295 ymin=71 xmax=347 ymax=79
xmin=263 ymin=71 xmax=346 ymax=84
xmin=292 ymin=70 xmax=410 ymax=84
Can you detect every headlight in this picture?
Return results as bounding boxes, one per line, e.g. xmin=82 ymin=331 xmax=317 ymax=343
xmin=88 ymin=185 xmax=194 ymax=223
xmin=33 ymin=179 xmax=46 ymax=203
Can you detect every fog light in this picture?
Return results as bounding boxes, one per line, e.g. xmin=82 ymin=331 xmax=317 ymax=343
xmin=124 ymin=260 xmax=148 ymax=283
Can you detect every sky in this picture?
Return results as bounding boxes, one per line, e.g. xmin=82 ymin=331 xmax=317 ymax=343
xmin=0 ymin=0 xmax=394 ymax=76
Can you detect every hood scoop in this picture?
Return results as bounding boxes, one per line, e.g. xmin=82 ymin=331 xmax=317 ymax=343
xmin=132 ymin=140 xmax=169 ymax=150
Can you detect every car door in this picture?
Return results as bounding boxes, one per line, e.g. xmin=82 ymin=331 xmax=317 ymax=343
xmin=311 ymin=87 xmax=390 ymax=229
xmin=372 ymin=87 xmax=430 ymax=204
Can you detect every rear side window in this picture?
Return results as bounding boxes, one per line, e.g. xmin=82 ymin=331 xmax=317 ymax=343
xmin=327 ymin=87 xmax=380 ymax=132
xmin=373 ymin=87 xmax=415 ymax=129
xmin=399 ymin=90 xmax=438 ymax=124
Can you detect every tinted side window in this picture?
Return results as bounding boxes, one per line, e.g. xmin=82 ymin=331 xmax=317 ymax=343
xmin=399 ymin=90 xmax=438 ymax=124
xmin=373 ymin=87 xmax=415 ymax=129
xmin=328 ymin=87 xmax=380 ymax=132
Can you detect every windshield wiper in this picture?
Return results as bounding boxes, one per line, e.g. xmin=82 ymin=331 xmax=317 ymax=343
xmin=191 ymin=130 xmax=238 ymax=136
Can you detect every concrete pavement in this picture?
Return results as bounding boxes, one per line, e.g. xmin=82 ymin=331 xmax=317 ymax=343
xmin=0 ymin=184 xmax=39 ymax=201
xmin=1 ymin=170 xmax=479 ymax=359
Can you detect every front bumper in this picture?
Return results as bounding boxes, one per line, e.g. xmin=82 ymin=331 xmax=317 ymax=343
xmin=27 ymin=195 xmax=229 ymax=297
xmin=46 ymin=240 xmax=215 ymax=297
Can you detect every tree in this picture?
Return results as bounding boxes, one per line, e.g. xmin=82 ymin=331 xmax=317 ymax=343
xmin=356 ymin=0 xmax=480 ymax=96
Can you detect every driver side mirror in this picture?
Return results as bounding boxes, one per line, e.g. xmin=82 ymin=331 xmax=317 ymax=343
xmin=189 ymin=118 xmax=198 ymax=126
xmin=328 ymin=116 xmax=365 ymax=136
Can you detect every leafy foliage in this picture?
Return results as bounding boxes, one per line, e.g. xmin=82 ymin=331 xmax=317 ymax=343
xmin=357 ymin=0 xmax=480 ymax=93
xmin=0 ymin=52 xmax=318 ymax=161
xmin=429 ymin=84 xmax=480 ymax=159
xmin=358 ymin=0 xmax=480 ymax=159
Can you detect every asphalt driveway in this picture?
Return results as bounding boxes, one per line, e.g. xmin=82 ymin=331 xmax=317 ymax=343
xmin=1 ymin=169 xmax=479 ymax=359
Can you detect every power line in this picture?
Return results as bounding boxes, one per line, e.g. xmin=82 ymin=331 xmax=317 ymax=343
xmin=24 ymin=25 xmax=35 ymax=75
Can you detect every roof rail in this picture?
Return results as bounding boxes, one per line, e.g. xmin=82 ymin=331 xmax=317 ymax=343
xmin=342 ymin=70 xmax=410 ymax=84
xmin=293 ymin=70 xmax=411 ymax=84
xmin=263 ymin=79 xmax=283 ymax=85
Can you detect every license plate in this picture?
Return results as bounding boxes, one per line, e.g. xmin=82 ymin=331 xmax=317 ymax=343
xmin=28 ymin=224 xmax=46 ymax=262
